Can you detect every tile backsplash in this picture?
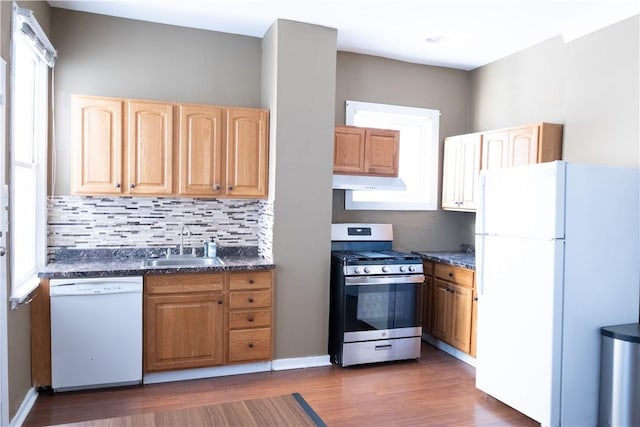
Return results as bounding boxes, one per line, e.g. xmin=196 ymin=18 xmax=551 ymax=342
xmin=48 ymin=196 xmax=274 ymax=261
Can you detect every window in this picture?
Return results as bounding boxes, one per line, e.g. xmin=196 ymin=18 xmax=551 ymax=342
xmin=10 ymin=4 xmax=55 ymax=305
xmin=344 ymin=101 xmax=440 ymax=211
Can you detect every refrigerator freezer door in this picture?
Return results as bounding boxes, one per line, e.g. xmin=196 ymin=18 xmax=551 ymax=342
xmin=476 ymin=161 xmax=565 ymax=240
xmin=475 ymin=235 xmax=564 ymax=426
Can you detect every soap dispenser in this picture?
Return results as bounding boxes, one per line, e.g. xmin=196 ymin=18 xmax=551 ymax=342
xmin=206 ymin=237 xmax=217 ymax=258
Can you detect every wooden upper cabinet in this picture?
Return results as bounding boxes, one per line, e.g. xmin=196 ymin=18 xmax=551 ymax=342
xmin=481 ymin=123 xmax=563 ymax=170
xmin=71 ymin=96 xmax=124 ymax=194
xmin=226 ymin=108 xmax=269 ymax=198
xmin=442 ymin=133 xmax=481 ymax=211
xmin=333 ymin=126 xmax=400 ymax=177
xmin=127 ymin=101 xmax=173 ymax=195
xmin=177 ymin=104 xmax=224 ymax=197
xmin=72 ymin=95 xmax=270 ymax=199
xmin=364 ymin=128 xmax=400 ymax=176
xmin=334 ymin=126 xmax=365 ymax=174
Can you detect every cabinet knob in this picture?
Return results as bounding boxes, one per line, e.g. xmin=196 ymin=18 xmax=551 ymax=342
xmin=217 ymin=300 xmax=223 ymax=305
xmin=448 ymin=272 xmax=454 ymax=277
xmin=114 ymin=183 xmax=121 ymax=189
xmin=248 ymin=278 xmax=255 ymax=284
xmin=228 ymin=185 xmax=234 ymax=191
xmin=130 ymin=183 xmax=136 ymax=189
xmin=248 ymin=343 xmax=254 ymax=349
xmin=214 ymin=184 xmax=221 ymax=190
xmin=248 ymin=297 xmax=254 ymax=303
xmin=247 ymin=316 xmax=254 ymax=322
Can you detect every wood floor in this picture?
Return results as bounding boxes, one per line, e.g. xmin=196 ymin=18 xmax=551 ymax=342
xmin=24 ymin=343 xmax=537 ymax=427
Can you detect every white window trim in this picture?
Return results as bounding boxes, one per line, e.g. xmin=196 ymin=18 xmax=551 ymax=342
xmin=344 ymin=100 xmax=440 ymax=211
xmin=9 ymin=3 xmax=53 ymax=308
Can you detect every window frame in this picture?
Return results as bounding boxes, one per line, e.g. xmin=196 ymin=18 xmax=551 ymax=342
xmin=344 ymin=100 xmax=440 ymax=211
xmin=9 ymin=4 xmax=53 ymax=305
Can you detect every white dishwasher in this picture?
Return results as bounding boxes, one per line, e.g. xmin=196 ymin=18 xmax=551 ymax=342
xmin=50 ymin=276 xmax=143 ymax=392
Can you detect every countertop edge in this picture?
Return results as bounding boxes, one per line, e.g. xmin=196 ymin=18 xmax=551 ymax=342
xmin=412 ymin=251 xmax=475 ymax=270
xmin=39 ymin=259 xmax=275 ymax=279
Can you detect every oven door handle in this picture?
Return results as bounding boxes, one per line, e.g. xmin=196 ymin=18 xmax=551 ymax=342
xmin=344 ymin=275 xmax=425 ymax=286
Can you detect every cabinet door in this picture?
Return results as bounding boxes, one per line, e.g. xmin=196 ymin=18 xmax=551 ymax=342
xmin=432 ymin=279 xmax=451 ymax=341
xmin=470 ymin=289 xmax=478 ymax=357
xmin=443 ymin=134 xmax=481 ymax=211
xmin=449 ymin=284 xmax=473 ymax=353
xmin=481 ymin=130 xmax=509 ymax=170
xmin=177 ymin=104 xmax=224 ymax=196
xmin=508 ymin=125 xmax=539 ymax=167
xmin=226 ymin=108 xmax=269 ymax=198
xmin=127 ymin=101 xmax=173 ymax=195
xmin=334 ymin=126 xmax=365 ymax=174
xmin=364 ymin=128 xmax=399 ymax=176
xmin=71 ymin=96 xmax=124 ymax=195
xmin=421 ymin=274 xmax=434 ymax=335
xmin=144 ymin=292 xmax=224 ymax=372
xmin=441 ymin=136 xmax=461 ymax=210
xmin=458 ymin=134 xmax=482 ymax=210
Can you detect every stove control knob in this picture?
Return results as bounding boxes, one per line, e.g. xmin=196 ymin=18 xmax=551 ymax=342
xmin=364 ymin=267 xmax=371 ymax=274
xmin=408 ymin=265 xmax=416 ymax=272
xmin=354 ymin=267 xmax=361 ymax=274
xmin=399 ymin=266 xmax=406 ymax=272
xmin=382 ymin=266 xmax=389 ymax=273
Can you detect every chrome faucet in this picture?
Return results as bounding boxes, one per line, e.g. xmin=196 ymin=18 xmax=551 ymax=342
xmin=179 ymin=224 xmax=192 ymax=255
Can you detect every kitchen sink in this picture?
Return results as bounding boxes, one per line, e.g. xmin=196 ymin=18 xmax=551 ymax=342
xmin=143 ymin=256 xmax=224 ymax=267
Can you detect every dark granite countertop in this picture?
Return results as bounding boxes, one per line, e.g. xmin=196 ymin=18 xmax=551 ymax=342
xmin=413 ymin=251 xmax=475 ymax=270
xmin=39 ymin=247 xmax=275 ymax=279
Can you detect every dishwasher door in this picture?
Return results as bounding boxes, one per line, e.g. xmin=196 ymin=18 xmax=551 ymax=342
xmin=50 ymin=276 xmax=143 ymax=392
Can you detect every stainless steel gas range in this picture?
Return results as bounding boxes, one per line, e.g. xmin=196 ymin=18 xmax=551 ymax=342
xmin=329 ymin=223 xmax=424 ymax=367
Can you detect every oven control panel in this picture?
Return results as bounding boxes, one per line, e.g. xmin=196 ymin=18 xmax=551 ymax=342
xmin=343 ymin=263 xmax=424 ymax=276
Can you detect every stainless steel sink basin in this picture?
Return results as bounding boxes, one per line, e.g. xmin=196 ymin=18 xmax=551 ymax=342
xmin=143 ymin=257 xmax=224 ymax=267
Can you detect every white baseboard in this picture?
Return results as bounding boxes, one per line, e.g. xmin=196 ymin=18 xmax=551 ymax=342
xmin=143 ymin=355 xmax=332 ymax=384
xmin=422 ymin=334 xmax=476 ymax=367
xmin=10 ymin=387 xmax=37 ymax=427
xmin=271 ymin=355 xmax=331 ymax=371
xmin=143 ymin=361 xmax=272 ymax=384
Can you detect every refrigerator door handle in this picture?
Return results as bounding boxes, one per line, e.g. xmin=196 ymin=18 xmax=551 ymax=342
xmin=477 ymin=236 xmax=485 ymax=295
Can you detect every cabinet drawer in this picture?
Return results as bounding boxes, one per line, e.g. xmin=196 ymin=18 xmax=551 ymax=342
xmin=229 ymin=290 xmax=272 ymax=309
xmin=434 ymin=264 xmax=474 ymax=288
xmin=229 ymin=271 xmax=272 ymax=291
xmin=146 ymin=273 xmax=224 ymax=294
xmin=229 ymin=309 xmax=272 ymax=330
xmin=228 ymin=328 xmax=272 ymax=362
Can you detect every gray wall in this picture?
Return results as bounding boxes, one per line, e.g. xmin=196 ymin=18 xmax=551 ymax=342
xmin=262 ymin=20 xmax=337 ymax=358
xmin=471 ymin=15 xmax=639 ymax=167
xmin=50 ymin=8 xmax=263 ymax=195
xmin=333 ymin=52 xmax=476 ymax=250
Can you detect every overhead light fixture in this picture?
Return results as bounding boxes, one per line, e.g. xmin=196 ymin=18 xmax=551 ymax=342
xmin=425 ymin=35 xmax=446 ymax=44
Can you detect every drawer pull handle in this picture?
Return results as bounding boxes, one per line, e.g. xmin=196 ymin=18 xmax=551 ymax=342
xmin=248 ymin=297 xmax=254 ymax=303
xmin=375 ymin=344 xmax=392 ymax=351
xmin=248 ymin=343 xmax=254 ymax=349
xmin=248 ymin=278 xmax=255 ymax=284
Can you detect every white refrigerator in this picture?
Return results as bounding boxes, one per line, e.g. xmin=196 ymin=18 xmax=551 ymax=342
xmin=475 ymin=161 xmax=640 ymax=427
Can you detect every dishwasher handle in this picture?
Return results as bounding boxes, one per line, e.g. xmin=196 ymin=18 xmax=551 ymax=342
xmin=50 ymin=281 xmax=142 ymax=297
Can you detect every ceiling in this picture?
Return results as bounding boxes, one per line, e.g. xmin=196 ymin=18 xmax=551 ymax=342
xmin=48 ymin=0 xmax=640 ymax=70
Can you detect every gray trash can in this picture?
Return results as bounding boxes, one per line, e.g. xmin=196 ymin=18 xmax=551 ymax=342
xmin=599 ymin=323 xmax=640 ymax=427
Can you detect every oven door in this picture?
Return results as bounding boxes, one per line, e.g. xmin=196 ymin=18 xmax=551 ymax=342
xmin=343 ymin=274 xmax=424 ymax=342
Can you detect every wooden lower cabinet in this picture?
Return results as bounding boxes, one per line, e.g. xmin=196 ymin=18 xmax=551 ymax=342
xmin=144 ymin=270 xmax=274 ymax=373
xmin=419 ymin=261 xmax=434 ymax=335
xmin=424 ymin=262 xmax=476 ymax=356
xmin=144 ymin=273 xmax=225 ymax=372
xmin=228 ymin=270 xmax=274 ymax=364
